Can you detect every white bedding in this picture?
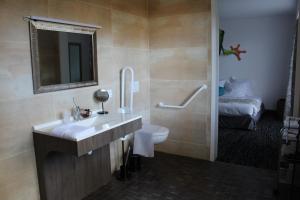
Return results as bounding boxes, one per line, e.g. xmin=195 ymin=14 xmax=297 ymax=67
xmin=219 ymin=96 xmax=263 ymax=117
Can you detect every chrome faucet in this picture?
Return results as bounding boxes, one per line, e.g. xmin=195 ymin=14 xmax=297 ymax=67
xmin=72 ymin=97 xmax=81 ymax=121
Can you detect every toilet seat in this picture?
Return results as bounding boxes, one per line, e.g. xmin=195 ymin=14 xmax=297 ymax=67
xmin=135 ymin=123 xmax=169 ymax=144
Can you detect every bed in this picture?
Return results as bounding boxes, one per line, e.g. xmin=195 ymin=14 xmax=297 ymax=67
xmin=219 ymin=96 xmax=264 ymax=130
xmin=218 ymin=78 xmax=264 ymax=130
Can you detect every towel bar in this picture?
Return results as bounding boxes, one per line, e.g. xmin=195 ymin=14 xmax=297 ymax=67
xmin=157 ymin=84 xmax=207 ymax=109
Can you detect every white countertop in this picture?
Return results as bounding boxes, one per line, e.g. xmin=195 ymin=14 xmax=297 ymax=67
xmin=33 ymin=112 xmax=142 ymax=141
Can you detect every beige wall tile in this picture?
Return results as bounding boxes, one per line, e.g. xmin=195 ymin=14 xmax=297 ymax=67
xmin=155 ymin=139 xmax=210 ymax=159
xmin=79 ymin=0 xmax=111 ymax=9
xmin=0 ymin=96 xmax=54 ymax=127
xmin=112 ymin=0 xmax=148 ymax=17
xmin=112 ymin=10 xmax=148 ymax=49
xmin=0 ymin=73 xmax=34 ymax=101
xmin=0 ymin=0 xmax=48 ymax=43
xmin=149 ymin=0 xmax=212 ymax=161
xmin=0 ymin=150 xmax=36 ymax=186
xmin=0 ymin=151 xmax=39 ymax=200
xmin=166 ymin=120 xmax=208 ymax=145
xmin=98 ymin=46 xmax=116 ymax=84
xmin=48 ymin=0 xmax=113 ymax=47
xmin=48 ymin=0 xmax=83 ymax=22
xmin=0 ymin=42 xmax=31 ymax=76
xmin=149 ymin=0 xmax=211 ymax=18
xmin=150 ymin=47 xmax=208 ymax=80
xmin=0 ymin=126 xmax=34 ymax=160
xmin=0 ymin=179 xmax=39 ymax=200
xmin=0 ymin=42 xmax=33 ymax=100
xmin=133 ymin=80 xmax=150 ymax=113
xmin=112 ymin=47 xmax=149 ymax=80
xmin=149 ymin=13 xmax=210 ymax=49
xmin=0 ymin=95 xmax=54 ymax=159
xmin=151 ymin=110 xmax=208 ymax=142
xmin=77 ymin=3 xmax=112 ymax=47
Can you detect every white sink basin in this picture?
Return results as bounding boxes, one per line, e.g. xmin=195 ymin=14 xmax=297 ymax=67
xmin=74 ymin=116 xmax=98 ymax=127
xmin=33 ymin=113 xmax=142 ymax=141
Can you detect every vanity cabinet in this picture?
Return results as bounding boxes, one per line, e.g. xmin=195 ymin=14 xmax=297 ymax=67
xmin=33 ymin=116 xmax=142 ymax=200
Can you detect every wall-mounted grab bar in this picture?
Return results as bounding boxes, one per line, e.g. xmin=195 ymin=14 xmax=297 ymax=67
xmin=120 ymin=67 xmax=134 ymax=113
xmin=157 ymin=84 xmax=208 ymax=109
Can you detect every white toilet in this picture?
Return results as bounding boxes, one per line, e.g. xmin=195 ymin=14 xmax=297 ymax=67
xmin=136 ymin=123 xmax=169 ymax=144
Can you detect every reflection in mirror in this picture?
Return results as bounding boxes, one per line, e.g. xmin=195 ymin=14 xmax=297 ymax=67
xmin=38 ymin=30 xmax=94 ymax=86
xmin=29 ymin=20 xmax=98 ymax=94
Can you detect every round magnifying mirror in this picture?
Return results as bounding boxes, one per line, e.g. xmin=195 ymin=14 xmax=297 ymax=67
xmin=94 ymin=89 xmax=109 ymax=114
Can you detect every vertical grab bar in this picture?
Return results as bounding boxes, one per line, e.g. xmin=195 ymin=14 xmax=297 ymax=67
xmin=120 ymin=67 xmax=134 ymax=113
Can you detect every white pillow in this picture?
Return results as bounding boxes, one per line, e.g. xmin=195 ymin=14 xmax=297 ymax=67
xmin=229 ymin=76 xmax=236 ymax=82
xmin=219 ymin=80 xmax=227 ymax=87
xmin=224 ymin=79 xmax=253 ymax=97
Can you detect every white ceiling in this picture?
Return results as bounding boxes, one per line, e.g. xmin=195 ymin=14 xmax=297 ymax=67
xmin=218 ymin=0 xmax=297 ymax=19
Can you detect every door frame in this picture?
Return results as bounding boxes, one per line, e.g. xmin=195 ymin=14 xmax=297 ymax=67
xmin=210 ymin=0 xmax=219 ymax=161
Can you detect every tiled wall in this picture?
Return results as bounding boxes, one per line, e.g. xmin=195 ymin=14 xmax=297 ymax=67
xmin=0 ymin=0 xmax=149 ymax=199
xmin=0 ymin=0 xmax=212 ymax=199
xmin=149 ymin=0 xmax=212 ymax=159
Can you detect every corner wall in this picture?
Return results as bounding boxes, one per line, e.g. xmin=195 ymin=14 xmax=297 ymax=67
xmin=149 ymin=0 xmax=212 ymax=159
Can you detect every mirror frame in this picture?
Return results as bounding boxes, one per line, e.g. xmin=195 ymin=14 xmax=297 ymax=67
xmin=29 ymin=20 xmax=98 ymax=94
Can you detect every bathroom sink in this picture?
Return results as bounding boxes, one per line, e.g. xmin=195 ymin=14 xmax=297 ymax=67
xmin=74 ymin=116 xmax=98 ymax=127
xmin=33 ymin=113 xmax=142 ymax=141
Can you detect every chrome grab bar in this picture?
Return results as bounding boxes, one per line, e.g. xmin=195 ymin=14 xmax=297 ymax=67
xmin=157 ymin=84 xmax=208 ymax=109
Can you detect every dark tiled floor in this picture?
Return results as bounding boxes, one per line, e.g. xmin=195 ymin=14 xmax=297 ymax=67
xmin=85 ymin=152 xmax=277 ymax=200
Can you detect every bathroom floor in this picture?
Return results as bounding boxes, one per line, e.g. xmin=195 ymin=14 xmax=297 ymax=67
xmin=84 ymin=152 xmax=276 ymax=200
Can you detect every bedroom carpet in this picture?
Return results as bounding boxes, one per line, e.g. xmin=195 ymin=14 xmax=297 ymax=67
xmin=217 ymin=111 xmax=282 ymax=170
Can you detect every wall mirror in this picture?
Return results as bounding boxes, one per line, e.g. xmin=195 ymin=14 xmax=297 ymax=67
xmin=29 ymin=19 xmax=99 ymax=94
